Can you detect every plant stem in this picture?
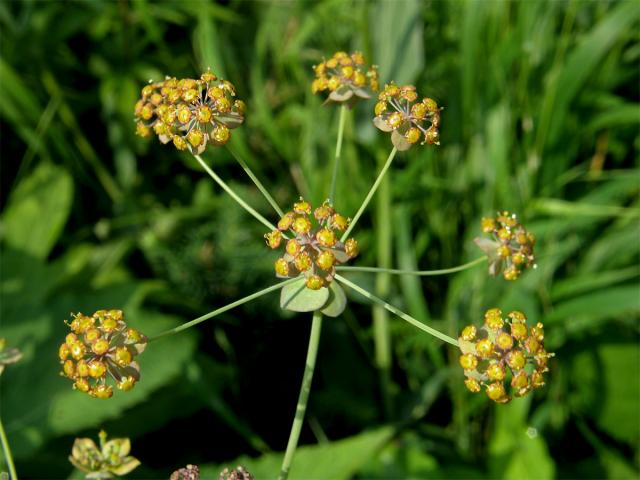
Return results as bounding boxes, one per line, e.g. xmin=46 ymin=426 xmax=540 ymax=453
xmin=278 ymin=311 xmax=323 ymax=480
xmin=329 ymin=105 xmax=347 ymax=204
xmin=0 ymin=415 xmax=17 ymax=480
xmin=341 ymin=146 xmax=398 ymax=241
xmin=336 ymin=256 xmax=488 ymax=276
xmin=192 ymin=154 xmax=280 ymax=232
xmin=373 ymin=153 xmax=392 ymax=418
xmin=226 ymin=145 xmax=285 ymax=217
xmin=149 ymin=278 xmax=299 ymax=341
xmin=335 ymin=274 xmax=459 ymax=347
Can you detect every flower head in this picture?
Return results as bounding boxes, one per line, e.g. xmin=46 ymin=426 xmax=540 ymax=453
xmin=373 ymin=83 xmax=441 ymax=151
xmin=266 ymin=199 xmax=358 ymax=290
xmin=59 ymin=309 xmax=147 ymax=399
xmin=0 ymin=338 xmax=22 ymax=375
xmin=312 ymin=51 xmax=379 ymax=105
xmin=134 ymin=71 xmax=245 ymax=154
xmin=458 ymin=308 xmax=553 ymax=403
xmin=474 ymin=211 xmax=536 ymax=281
xmin=69 ymin=430 xmax=140 ymax=478
xmin=218 ymin=466 xmax=254 ymax=480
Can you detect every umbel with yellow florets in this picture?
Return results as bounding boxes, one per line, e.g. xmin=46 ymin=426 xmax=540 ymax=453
xmin=69 ymin=430 xmax=140 ymax=478
xmin=373 ymin=82 xmax=441 ymax=151
xmin=265 ymin=198 xmax=358 ymax=291
xmin=458 ymin=308 xmax=553 ymax=403
xmin=134 ymin=70 xmax=245 ymax=154
xmin=474 ymin=211 xmax=536 ymax=281
xmin=59 ymin=309 xmax=147 ymax=399
xmin=311 ymin=51 xmax=379 ymax=106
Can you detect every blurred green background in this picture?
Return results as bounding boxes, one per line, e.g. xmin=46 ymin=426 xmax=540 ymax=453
xmin=1 ymin=0 xmax=639 ymax=478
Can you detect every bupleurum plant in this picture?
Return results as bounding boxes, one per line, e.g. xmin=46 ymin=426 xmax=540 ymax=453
xmin=17 ymin=50 xmax=551 ymax=479
xmin=69 ymin=430 xmax=140 ymax=478
xmin=58 ymin=310 xmax=147 ymax=399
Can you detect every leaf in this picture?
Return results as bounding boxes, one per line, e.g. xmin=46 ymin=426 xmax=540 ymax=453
xmin=594 ymin=344 xmax=640 ymax=444
xmin=199 ymin=427 xmax=394 ymax=479
xmin=328 ymin=86 xmax=354 ymax=102
xmin=373 ymin=116 xmax=393 ymax=132
xmin=280 ymin=276 xmax=329 ymax=312
xmin=489 ymin=398 xmax=555 ymax=480
xmin=391 ymin=129 xmax=412 ymax=151
xmin=1 ymin=162 xmax=73 ymax=259
xmin=321 ymin=281 xmax=347 ymax=317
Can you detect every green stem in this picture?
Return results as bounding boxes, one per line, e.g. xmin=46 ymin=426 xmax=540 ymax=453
xmin=149 ymin=278 xmax=299 ymax=341
xmin=226 ymin=146 xmax=285 ymax=217
xmin=0 ymin=415 xmax=17 ymax=480
xmin=329 ymin=105 xmax=347 ymax=204
xmin=341 ymin=146 xmax=398 ymax=241
xmin=278 ymin=311 xmax=323 ymax=480
xmin=336 ymin=256 xmax=488 ymax=276
xmin=335 ymin=274 xmax=459 ymax=347
xmin=374 ymin=155 xmax=392 ymax=418
xmin=193 ymin=154 xmax=280 ymax=232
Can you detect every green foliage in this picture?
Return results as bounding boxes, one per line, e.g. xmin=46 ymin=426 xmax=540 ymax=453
xmin=0 ymin=0 xmax=638 ymax=478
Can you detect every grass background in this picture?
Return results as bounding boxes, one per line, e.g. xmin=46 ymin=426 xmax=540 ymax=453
xmin=1 ymin=0 xmax=639 ymax=478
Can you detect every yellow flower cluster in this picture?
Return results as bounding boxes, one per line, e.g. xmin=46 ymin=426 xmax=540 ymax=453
xmin=458 ymin=308 xmax=553 ymax=403
xmin=311 ymin=51 xmax=379 ymax=104
xmin=265 ymin=199 xmax=359 ymax=290
xmin=373 ymin=83 xmax=441 ymax=151
xmin=59 ymin=310 xmax=147 ymax=399
xmin=134 ymin=71 xmax=245 ymax=154
xmin=475 ymin=211 xmax=536 ymax=281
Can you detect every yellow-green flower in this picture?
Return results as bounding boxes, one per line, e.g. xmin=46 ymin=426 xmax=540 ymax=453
xmin=134 ymin=71 xmax=245 ymax=154
xmin=266 ymin=199 xmax=358 ymax=290
xmin=69 ymin=430 xmax=140 ymax=478
xmin=312 ymin=51 xmax=378 ymax=105
xmin=373 ymin=83 xmax=441 ymax=150
xmin=59 ymin=310 xmax=147 ymax=399
xmin=474 ymin=211 xmax=536 ymax=281
xmin=458 ymin=308 xmax=553 ymax=403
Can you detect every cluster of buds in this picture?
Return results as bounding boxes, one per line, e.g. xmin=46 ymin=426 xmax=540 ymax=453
xmin=458 ymin=308 xmax=553 ymax=403
xmin=59 ymin=309 xmax=147 ymax=399
xmin=134 ymin=71 xmax=245 ymax=154
xmin=219 ymin=466 xmax=254 ymax=480
xmin=474 ymin=211 xmax=536 ymax=281
xmin=170 ymin=465 xmax=200 ymax=480
xmin=373 ymin=83 xmax=441 ymax=151
xmin=311 ymin=51 xmax=379 ymax=105
xmin=265 ymin=198 xmax=359 ymax=290
xmin=69 ymin=430 xmax=140 ymax=478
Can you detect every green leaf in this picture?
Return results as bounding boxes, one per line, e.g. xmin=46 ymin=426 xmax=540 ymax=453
xmin=280 ymin=277 xmax=330 ymax=312
xmin=1 ymin=162 xmax=73 ymax=259
xmin=199 ymin=427 xmax=393 ymax=479
xmin=594 ymin=344 xmax=640 ymax=444
xmin=489 ymin=398 xmax=555 ymax=480
xmin=321 ymin=281 xmax=347 ymax=317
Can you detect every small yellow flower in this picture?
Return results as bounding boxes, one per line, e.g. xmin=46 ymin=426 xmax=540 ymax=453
xmin=312 ymin=51 xmax=378 ymax=105
xmin=373 ymin=83 xmax=442 ymax=150
xmin=59 ymin=310 xmax=147 ymax=399
xmin=457 ymin=308 xmax=554 ymax=404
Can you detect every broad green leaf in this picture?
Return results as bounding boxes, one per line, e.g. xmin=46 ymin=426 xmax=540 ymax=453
xmin=321 ymin=281 xmax=347 ymax=317
xmin=545 ymin=285 xmax=640 ymax=325
xmin=594 ymin=344 xmax=640 ymax=444
xmin=489 ymin=398 xmax=555 ymax=480
xmin=1 ymin=162 xmax=73 ymax=259
xmin=199 ymin=426 xmax=393 ymax=479
xmin=280 ymin=277 xmax=330 ymax=312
